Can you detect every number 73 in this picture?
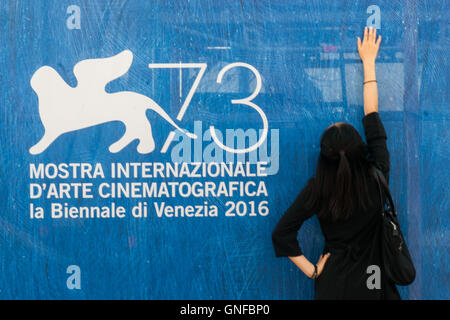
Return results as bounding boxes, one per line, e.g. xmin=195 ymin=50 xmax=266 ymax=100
xmin=148 ymin=62 xmax=268 ymax=154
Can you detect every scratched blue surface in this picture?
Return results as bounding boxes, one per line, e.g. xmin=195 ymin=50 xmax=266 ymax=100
xmin=0 ymin=0 xmax=448 ymax=300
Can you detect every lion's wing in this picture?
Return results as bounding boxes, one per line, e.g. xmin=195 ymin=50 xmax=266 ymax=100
xmin=73 ymin=50 xmax=133 ymax=91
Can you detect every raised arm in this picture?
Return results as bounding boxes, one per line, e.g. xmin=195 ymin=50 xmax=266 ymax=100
xmin=357 ymin=26 xmax=382 ymax=115
xmin=358 ymin=27 xmax=390 ymax=182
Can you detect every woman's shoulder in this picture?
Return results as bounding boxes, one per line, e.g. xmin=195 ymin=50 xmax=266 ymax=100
xmin=295 ymin=177 xmax=317 ymax=212
xmin=303 ymin=177 xmax=316 ymax=194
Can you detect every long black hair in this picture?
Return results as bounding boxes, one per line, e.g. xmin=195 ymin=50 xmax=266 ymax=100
xmin=303 ymin=122 xmax=375 ymax=221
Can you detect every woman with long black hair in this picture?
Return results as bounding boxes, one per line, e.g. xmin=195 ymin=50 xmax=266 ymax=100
xmin=272 ymin=26 xmax=400 ymax=299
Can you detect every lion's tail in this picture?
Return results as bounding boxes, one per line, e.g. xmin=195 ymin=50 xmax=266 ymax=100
xmin=146 ymin=101 xmax=197 ymax=139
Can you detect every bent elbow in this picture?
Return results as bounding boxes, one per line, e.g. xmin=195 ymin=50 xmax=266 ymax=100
xmin=271 ymin=226 xmax=283 ymax=243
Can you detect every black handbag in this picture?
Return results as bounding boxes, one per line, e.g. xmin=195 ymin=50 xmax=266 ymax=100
xmin=370 ymin=166 xmax=416 ymax=286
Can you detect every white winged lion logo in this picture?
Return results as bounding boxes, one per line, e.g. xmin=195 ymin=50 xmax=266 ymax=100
xmin=29 ymin=50 xmax=197 ymax=155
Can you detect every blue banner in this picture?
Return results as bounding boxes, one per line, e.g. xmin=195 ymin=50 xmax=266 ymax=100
xmin=0 ymin=0 xmax=448 ymax=299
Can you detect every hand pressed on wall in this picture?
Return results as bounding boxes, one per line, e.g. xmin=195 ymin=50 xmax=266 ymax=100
xmin=357 ymin=26 xmax=382 ymax=64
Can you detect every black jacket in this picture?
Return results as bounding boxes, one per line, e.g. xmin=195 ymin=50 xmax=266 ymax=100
xmin=272 ymin=112 xmax=400 ymax=300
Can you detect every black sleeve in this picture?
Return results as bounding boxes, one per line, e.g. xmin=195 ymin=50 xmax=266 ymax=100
xmin=271 ymin=179 xmax=315 ymax=257
xmin=362 ymin=112 xmax=390 ymax=184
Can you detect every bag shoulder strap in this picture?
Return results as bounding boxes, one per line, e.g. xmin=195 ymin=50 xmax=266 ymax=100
xmin=369 ymin=165 xmax=397 ymax=217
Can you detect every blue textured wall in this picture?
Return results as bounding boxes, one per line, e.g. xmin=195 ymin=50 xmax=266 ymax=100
xmin=0 ymin=0 xmax=448 ymax=300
